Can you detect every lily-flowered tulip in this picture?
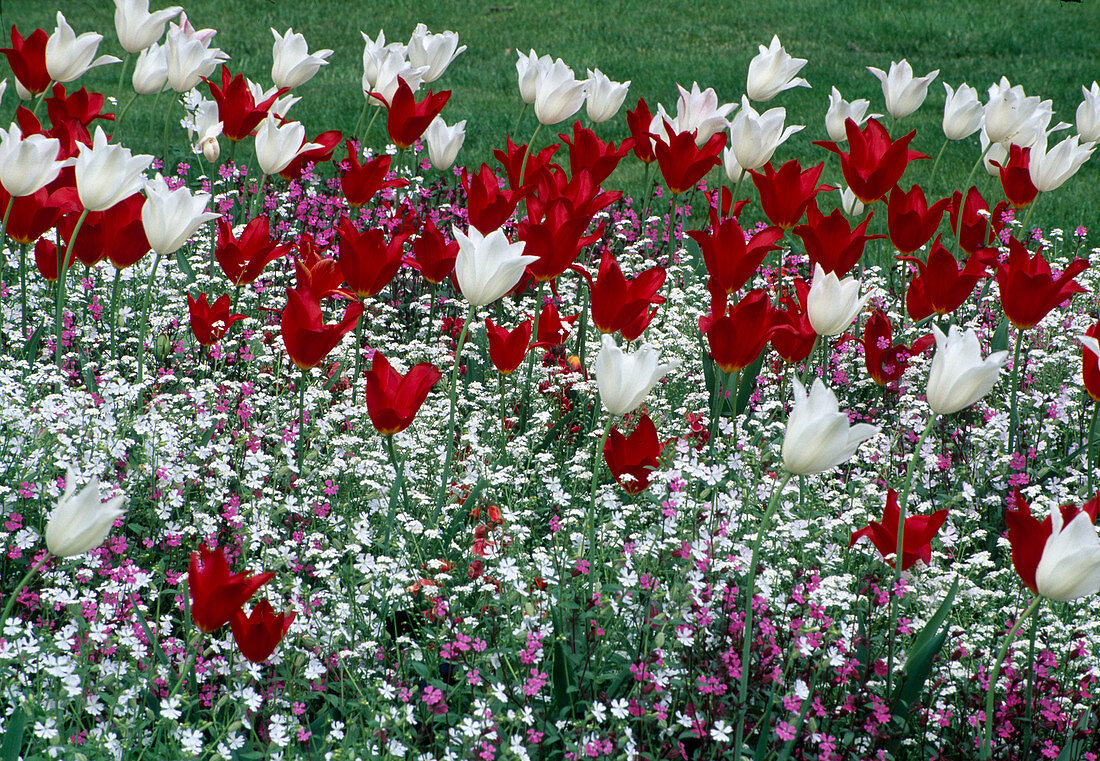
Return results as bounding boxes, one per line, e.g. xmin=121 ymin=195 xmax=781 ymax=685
xmin=255 ymin=114 xmax=320 ymax=176
xmin=1081 ymin=328 xmax=1100 ymax=401
xmin=407 ymin=23 xmax=465 ymax=83
xmin=337 ymin=215 xmax=411 ymax=298
xmin=585 ymin=250 xmax=666 ymax=341
xmin=688 ymin=216 xmax=782 ymax=294
xmin=216 ymin=215 xmax=292 ymax=285
xmin=188 ymin=544 xmax=274 ymax=633
xmin=141 ymin=174 xmax=218 ymax=255
xmin=807 ymin=263 xmax=869 ymax=336
xmin=771 ymin=279 xmax=816 ymax=363
xmin=407 ymin=218 xmax=458 ymax=284
xmin=662 ymin=82 xmax=737 ymax=146
xmin=886 ymin=185 xmax=952 ymax=255
xmin=604 ymin=413 xmax=665 ymax=494
xmin=901 ymin=238 xmax=996 ymax=321
xmin=45 ymin=468 xmax=126 ymax=558
xmin=653 ymin=126 xmax=725 ymax=195
xmin=516 ymin=50 xmax=550 ymax=105
xmin=452 ymin=225 xmax=537 ymax=307
xmin=534 ymin=58 xmax=589 ymax=125
xmin=0 ymin=124 xmax=69 ymax=197
xmin=485 ymin=318 xmax=534 ymax=375
xmin=746 ymin=35 xmax=809 ymax=102
xmin=114 ymin=0 xmax=182 ymax=55
xmin=585 ymin=68 xmax=630 ymax=123
xmin=187 ymin=293 xmax=244 ymax=346
xmin=862 ymin=309 xmax=933 ymax=385
xmin=132 ymin=42 xmax=168 ymax=94
xmin=824 ymin=86 xmax=873 ymax=142
xmin=340 ymin=145 xmax=406 ymax=207
xmin=866 ymin=59 xmax=938 ymax=120
xmin=364 ymin=352 xmax=443 ymax=435
xmin=1076 ymin=82 xmax=1100 ymax=144
xmin=231 ymin=600 xmax=295 ymax=663
xmin=793 ymin=203 xmax=880 ymax=277
xmin=816 ymin=118 xmax=925 ymax=204
xmin=993 ymin=145 xmax=1039 ymax=208
xmin=165 ymin=22 xmax=226 ymax=93
xmin=2 ymin=27 xmax=51 ymax=96
xmin=850 ymin=489 xmax=948 ymax=570
xmin=996 ymin=236 xmax=1088 ymax=330
xmin=726 ymin=96 xmax=803 ymax=175
xmin=1028 ymin=134 xmax=1094 ymax=193
xmin=749 ymin=159 xmax=831 ymax=230
xmin=365 ymin=48 xmax=428 ymax=107
xmin=46 ymin=12 xmax=121 ymax=83
xmin=925 ymin=325 xmax=1007 ymax=415
xmin=941 ymin=82 xmax=983 ymax=140
xmin=281 ymin=286 xmax=363 ymax=370
xmin=377 ymin=78 xmax=450 ymax=149
xmin=1007 ymin=492 xmax=1100 ymax=602
xmin=361 ymin=30 xmax=406 ymax=92
xmin=425 ymin=116 xmax=466 ymax=170
xmin=271 ymin=28 xmax=332 ymax=89
xmin=73 ymin=127 xmax=153 ymax=212
xmin=984 ymin=78 xmax=1051 ymax=147
xmin=782 ymin=378 xmax=878 ymax=475
xmin=595 ymin=334 xmax=679 ymax=416
xmin=700 ymin=288 xmax=775 ymax=373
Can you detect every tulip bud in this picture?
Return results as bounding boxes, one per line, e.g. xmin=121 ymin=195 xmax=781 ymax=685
xmin=806 ymin=263 xmax=869 ymax=336
xmin=424 ymin=116 xmax=466 ymax=171
xmin=45 ymin=468 xmax=127 ymax=558
xmin=1076 ymin=82 xmax=1100 ymax=144
xmin=585 ymin=68 xmax=630 ymax=123
xmin=594 ymin=334 xmax=680 ymax=417
xmin=840 ymin=186 xmax=865 ymax=217
xmin=866 ymin=60 xmax=938 ymax=120
xmin=781 ymin=378 xmax=878 ymax=475
xmin=202 ymin=136 xmax=220 ymax=162
xmin=941 ymin=82 xmax=983 ymax=141
xmin=925 ymin=325 xmax=1007 ymax=416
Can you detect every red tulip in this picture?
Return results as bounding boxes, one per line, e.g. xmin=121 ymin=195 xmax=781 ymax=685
xmin=652 ymin=124 xmax=725 ymax=195
xmin=485 ymin=318 xmax=533 ymax=375
xmin=792 ymin=202 xmax=881 ymax=277
xmin=340 ymin=143 xmax=407 ymax=208
xmin=337 ymin=215 xmax=411 ymax=298
xmin=1083 ymin=322 xmax=1100 ymax=402
xmin=559 ymin=122 xmax=632 ymax=186
xmin=364 ymin=352 xmax=443 ymax=434
xmin=527 ymin=166 xmax=619 ymax=223
xmin=996 ymin=236 xmax=1089 ymax=329
xmin=57 ymin=193 xmax=150 ymax=268
xmin=816 ymin=117 xmax=926 ymax=204
xmin=1005 ymin=491 xmax=1099 ymax=595
xmin=519 ymin=198 xmax=604 ymax=282
xmin=770 ymin=278 xmax=816 ymax=363
xmin=849 ymin=489 xmax=948 ymax=571
xmin=375 ymin=78 xmax=450 ymax=149
xmin=281 ymin=286 xmax=363 ymax=370
xmin=492 ymin=136 xmax=559 ymax=191
xmin=700 ymin=288 xmax=775 ymax=373
xmin=604 ymin=413 xmax=665 ymax=494
xmin=1 ymin=186 xmax=71 ymax=245
xmin=33 ymin=238 xmax=75 ymax=281
xmin=581 ymin=250 xmax=665 ymax=341
xmin=886 ymin=185 xmax=951 ymax=255
xmin=231 ymin=599 xmax=295 ymax=663
xmin=406 ymin=218 xmax=458 ymax=284
xmin=188 ymin=544 xmax=274 ymax=633
xmin=1 ymin=26 xmax=50 ymax=96
xmin=15 ymin=105 xmax=89 ymax=159
xmin=899 ymin=238 xmax=997 ymax=321
xmin=535 ymin=302 xmax=575 ymax=346
xmin=862 ymin=309 xmax=933 ymax=385
xmin=462 ymin=164 xmax=527 ymax=234
xmin=625 ymin=98 xmax=656 ymax=164
xmin=687 ymin=216 xmax=782 ymax=294
xmin=279 ymin=129 xmax=342 ymax=181
xmin=45 ymin=84 xmax=114 ymax=128
xmin=293 ymin=233 xmax=347 ymax=299
xmin=216 ymin=216 xmax=292 ymax=286
xmin=992 ymin=145 xmax=1038 ymax=209
xmin=947 ymin=187 xmax=1009 ymax=255
xmin=188 ymin=293 xmax=245 ymax=347
xmin=205 ymin=66 xmax=287 ymax=142
xmin=749 ymin=160 xmax=832 ymax=230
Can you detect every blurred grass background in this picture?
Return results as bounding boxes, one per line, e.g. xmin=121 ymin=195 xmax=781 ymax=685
xmin=4 ymin=0 xmax=1100 ymax=231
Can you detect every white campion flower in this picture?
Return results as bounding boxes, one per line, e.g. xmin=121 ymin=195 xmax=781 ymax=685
xmin=727 ymin=95 xmax=802 ymax=173
xmin=114 ymin=0 xmax=183 ymax=55
xmin=746 ymin=35 xmax=809 ymax=102
xmin=407 ymin=23 xmax=465 ymax=83
xmin=45 ymin=469 xmax=127 ymax=558
xmin=585 ymin=68 xmax=630 ymax=123
xmin=1028 ymin=134 xmax=1094 ymax=193
xmin=866 ymin=59 xmax=939 ymax=120
xmin=271 ymin=28 xmax=332 ymax=90
xmin=141 ymin=174 xmax=219 ymax=255
xmin=942 ymin=82 xmax=984 ymax=140
xmin=824 ymin=86 xmax=874 ymax=142
xmin=781 ymin=378 xmax=878 ymax=475
xmin=594 ymin=334 xmax=680 ymax=417
xmin=806 ymin=263 xmax=869 ymax=336
xmin=452 ymin=225 xmax=537 ymax=307
xmin=46 ymin=12 xmax=122 ymax=83
xmin=924 ymin=325 xmax=1007 ymax=416
xmin=1034 ymin=507 xmax=1100 ymax=602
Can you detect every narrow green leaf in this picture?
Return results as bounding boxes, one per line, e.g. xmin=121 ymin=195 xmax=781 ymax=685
xmin=0 ymin=707 xmax=26 ymax=761
xmin=735 ymin=351 xmax=765 ymax=416
xmin=175 ymin=249 xmax=198 ymax=286
xmin=990 ymin=318 xmax=1010 ymax=355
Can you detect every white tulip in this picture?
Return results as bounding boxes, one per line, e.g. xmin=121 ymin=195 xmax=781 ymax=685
xmin=165 ymin=23 xmax=226 ymax=93
xmin=185 ymin=98 xmax=222 ymax=156
xmin=255 ymin=114 xmax=320 ymax=176
xmin=114 ymin=0 xmax=182 ymax=55
xmin=533 ymin=59 xmax=589 ymax=126
xmin=516 ymin=50 xmax=551 ymax=105
xmin=45 ymin=468 xmax=126 ymax=558
xmin=365 ymin=48 xmax=428 ymax=106
xmin=0 ymin=124 xmax=70 ymax=197
xmin=806 ymin=263 xmax=869 ymax=336
xmin=0 ymin=79 xmax=6 ymax=107
xmin=1028 ymin=134 xmax=1094 ymax=193
xmin=824 ymin=86 xmax=874 ymax=142
xmin=247 ymin=80 xmax=300 ymax=119
xmin=131 ymin=42 xmax=168 ymax=95
xmin=361 ymin=30 xmax=406 ymax=92
xmin=46 ymin=12 xmax=122 ymax=84
xmin=925 ymin=325 xmax=1007 ymax=416
xmin=984 ymin=78 xmax=1054 ymax=147
xmin=585 ymin=68 xmax=630 ymax=123
xmin=721 ymin=146 xmax=745 ymax=184
xmin=781 ymin=379 xmax=879 ymax=475
xmin=425 ymin=116 xmax=466 ymax=171
xmin=728 ymin=95 xmax=802 ymax=172
xmin=1076 ymin=82 xmax=1100 ymax=144
xmin=1035 ymin=507 xmax=1100 ymax=602
xmin=271 ymin=28 xmax=332 ymax=90
xmin=595 ymin=334 xmax=680 ymax=416
xmin=407 ymin=23 xmax=465 ymax=83
xmin=746 ymin=35 xmax=810 ymax=102
xmin=978 ymin=128 xmax=1008 ymax=177
xmin=840 ymin=186 xmax=865 ymax=217
xmin=672 ymin=82 xmax=736 ymax=145
xmin=73 ymin=127 xmax=153 ymax=212
xmin=942 ymin=82 xmax=984 ymax=141
xmin=866 ymin=59 xmax=938 ymax=120
xmin=452 ymin=226 xmax=537 ymax=307
xmin=141 ymin=174 xmax=219 ymax=255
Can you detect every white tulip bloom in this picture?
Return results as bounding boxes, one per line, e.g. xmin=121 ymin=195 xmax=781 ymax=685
xmin=1075 ymin=82 xmax=1100 ymax=144
xmin=1028 ymin=134 xmax=1094 ymax=193
xmin=0 ymin=124 xmax=70 ymax=197
xmin=746 ymin=35 xmax=809 ymax=102
xmin=1035 ymin=507 xmax=1100 ymax=602
xmin=781 ymin=379 xmax=878 ymax=475
xmin=141 ymin=174 xmax=219 ymax=255
xmin=45 ymin=468 xmax=126 ymax=558
xmin=46 ymin=12 xmax=122 ymax=83
xmin=73 ymin=127 xmax=154 ymax=212
xmin=806 ymin=263 xmax=869 ymax=336
xmin=534 ymin=58 xmax=589 ymax=126
xmin=407 ymin=23 xmax=465 ymax=83
xmin=585 ymin=68 xmax=630 ymax=123
xmin=728 ymin=95 xmax=802 ymax=172
xmin=114 ymin=0 xmax=182 ymax=55
xmin=516 ymin=50 xmax=551 ymax=105
xmin=452 ymin=226 xmax=537 ymax=307
xmin=671 ymin=82 xmax=737 ymax=145
xmin=925 ymin=325 xmax=1007 ymax=416
xmin=942 ymin=82 xmax=984 ymax=141
xmin=595 ymin=334 xmax=680 ymax=416
xmin=425 ymin=116 xmax=466 ymax=171
xmin=132 ymin=42 xmax=168 ymax=95
xmin=271 ymin=28 xmax=332 ymax=90
xmin=866 ymin=59 xmax=938 ymax=120
xmin=254 ymin=114 xmax=320 ymax=176
xmin=824 ymin=86 xmax=874 ymax=142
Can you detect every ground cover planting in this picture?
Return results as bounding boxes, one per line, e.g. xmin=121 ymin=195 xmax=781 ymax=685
xmin=1 ymin=2 xmax=1100 ymax=760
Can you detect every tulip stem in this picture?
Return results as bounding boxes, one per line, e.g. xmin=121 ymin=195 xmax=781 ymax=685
xmin=512 ymin=103 xmax=527 ymax=137
xmin=734 ymin=470 xmax=793 ymax=761
xmin=885 ymin=413 xmax=937 ymax=702
xmin=927 ymin=138 xmax=949 ymax=190
xmin=114 ymin=53 xmax=132 ymax=105
xmin=1008 ymin=328 xmax=1024 ymax=454
xmin=0 ymin=552 xmax=51 ymax=632
xmin=432 ymin=304 xmax=475 ymax=520
xmin=18 ymin=242 xmax=29 ymax=340
xmin=55 ymin=209 xmax=88 ymax=372
xmin=135 ymin=252 xmax=163 ymax=384
xmin=352 ymin=301 xmax=365 ymax=397
xmin=1019 ymin=197 xmax=1039 ymax=239
xmin=499 ymin=370 xmax=509 ymax=459
xmin=517 ymin=124 xmax=543 ymax=190
xmin=1088 ymin=403 xmax=1099 ymax=497
xmin=110 ymin=267 xmax=122 ymax=362
xmin=575 ymin=274 xmax=590 ymax=372
xmin=0 ymin=199 xmax=11 ymax=285
xmin=981 ymin=596 xmax=1042 ymax=760
xmin=384 ymin=433 xmax=409 ymax=516
xmin=297 ymin=366 xmax=308 ymax=471
xmin=798 ymin=336 xmax=819 ymax=388
xmin=114 ymin=92 xmax=140 ymax=136
xmin=352 ymin=101 xmax=370 ymax=147
xmin=587 ymin=415 xmax=614 ymax=582
xmin=954 ymin=144 xmax=992 ymax=249
xmin=517 ymin=280 xmax=546 ymax=435
xmin=250 ymin=174 xmax=269 ymax=219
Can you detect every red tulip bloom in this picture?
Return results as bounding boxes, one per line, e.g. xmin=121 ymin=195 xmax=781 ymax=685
xmin=625 ymin=98 xmax=656 ymax=164
xmin=364 ymin=352 xmax=443 ymax=434
xmin=1 ymin=26 xmax=50 ymax=96
xmin=1083 ymin=322 xmax=1100 ymax=402
xmin=559 ymin=122 xmax=632 ymax=186
xmin=816 ymin=118 xmax=926 ymax=204
xmin=581 ymin=250 xmax=666 ymax=341
xmin=849 ymin=490 xmax=949 ymax=571
xmin=996 ymin=236 xmax=1089 ymax=329
xmin=792 ymin=203 xmax=881 ymax=277
xmin=604 ymin=413 xmax=665 ymax=494
xmin=463 ymin=164 xmax=527 ymax=234
xmin=45 ymin=84 xmax=114 ymax=128
xmin=770 ymin=278 xmax=816 ymax=363
xmin=948 ymin=187 xmax=1009 ymax=255
xmin=700 ymin=288 xmax=775 ymax=373
xmin=528 ymin=166 xmax=619 ymax=223
xmin=33 ymin=238 xmax=76 ymax=281
xmin=992 ymin=145 xmax=1039 ymax=209
xmin=293 ymin=233 xmax=347 ymax=299
xmin=340 ymin=144 xmax=407 ymax=207
xmin=205 ymin=66 xmax=287 ymax=142
xmin=652 ymin=124 xmax=725 ymax=195
xmin=1 ymin=186 xmax=70 ymax=244
xmin=520 ymin=198 xmax=604 ymax=282
xmin=862 ymin=309 xmax=933 ymax=385
xmin=406 ymin=218 xmax=458 ymax=284
xmin=337 ymin=216 xmax=411 ymax=298
xmin=216 ymin=216 xmax=292 ymax=286
xmin=279 ymin=129 xmax=342 ymax=180
xmin=535 ymin=302 xmax=575 ymax=346
xmin=188 ymin=293 xmax=245 ymax=346
xmin=58 ymin=193 xmax=150 ymax=268
xmin=281 ymin=286 xmax=363 ymax=370
xmin=231 ymin=599 xmax=295 ymax=663
xmin=899 ymin=238 xmax=997 ymax=321
xmin=886 ymin=185 xmax=951 ymax=255
xmin=15 ymin=105 xmax=90 ymax=159
xmin=687 ymin=216 xmax=782 ymax=295
xmin=1005 ymin=491 xmax=1099 ymax=595
xmin=486 ymin=318 xmax=533 ymax=375
xmin=188 ymin=544 xmax=274 ymax=634
xmin=492 ymin=136 xmax=559 ymax=191
xmin=749 ymin=160 xmax=833 ymax=230
xmin=375 ymin=78 xmax=450 ymax=149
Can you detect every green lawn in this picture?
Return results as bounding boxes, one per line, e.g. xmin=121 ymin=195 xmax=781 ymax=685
xmin=5 ymin=0 xmax=1100 ymax=231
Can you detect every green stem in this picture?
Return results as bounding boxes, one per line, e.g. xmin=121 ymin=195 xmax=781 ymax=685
xmin=135 ymin=252 xmax=163 ymax=384
xmin=56 ymin=208 xmax=88 ymax=370
xmin=0 ymin=552 xmax=50 ymax=632
xmin=798 ymin=336 xmax=819 ymax=388
xmin=384 ymin=434 xmax=408 ymax=511
xmin=927 ymin=138 xmax=949 ymax=189
xmin=954 ymin=144 xmax=992 ymax=249
xmin=352 ymin=100 xmax=370 ymax=147
xmin=1088 ymin=403 xmax=1099 ymax=497
xmin=297 ymin=366 xmax=308 ymax=471
xmin=114 ymin=91 xmax=140 ymax=135
xmin=161 ymin=96 xmax=175 ymax=169
xmin=363 ymin=107 xmax=381 ymax=147
xmin=499 ymin=370 xmax=509 ymax=460
xmin=18 ymin=242 xmax=28 ymax=340
xmin=1008 ymin=328 xmax=1024 ymax=454
xmin=981 ymin=596 xmax=1042 ymax=760
xmin=109 ymin=267 xmax=122 ymax=361
xmin=587 ymin=416 xmax=614 ymax=580
xmin=707 ymin=366 xmax=728 ymax=456
xmin=512 ymin=103 xmax=528 ymax=137
xmin=432 ymin=304 xmax=475 ymax=519
xmin=518 ymin=123 xmax=544 ymax=190
xmin=517 ymin=280 xmax=545 ymax=433
xmin=352 ymin=301 xmax=365 ymax=396
xmin=250 ymin=173 xmax=269 ymax=219
xmin=1019 ymin=195 xmax=1040 ymax=240
xmin=114 ymin=52 xmax=132 ymax=104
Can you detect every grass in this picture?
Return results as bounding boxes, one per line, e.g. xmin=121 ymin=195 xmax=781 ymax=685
xmin=4 ymin=0 xmax=1100 ymax=230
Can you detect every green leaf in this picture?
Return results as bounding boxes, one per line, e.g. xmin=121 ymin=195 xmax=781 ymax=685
xmin=551 ymin=610 xmax=577 ymax=719
xmin=23 ymin=326 xmax=43 ymax=365
xmin=0 ymin=706 xmax=26 ymax=761
xmin=907 ymin=576 xmax=958 ymax=668
xmin=890 ymin=577 xmax=958 ymax=734
xmin=131 ymin=596 xmax=171 ymax=668
xmin=532 ymin=408 xmax=581 ymax=455
xmin=990 ymin=318 xmax=1010 ymax=355
xmin=735 ymin=350 xmax=765 ymax=416
xmin=175 ymin=249 xmax=198 ymax=286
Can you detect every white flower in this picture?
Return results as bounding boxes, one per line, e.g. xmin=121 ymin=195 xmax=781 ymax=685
xmin=425 ymin=116 xmax=466 ymax=171
xmin=942 ymin=82 xmax=983 ymax=141
xmin=254 ymin=114 xmax=320 ymax=176
xmin=594 ymin=334 xmax=680 ymax=416
xmin=746 ymin=35 xmax=809 ymax=102
xmin=585 ymin=68 xmax=630 ymax=123
xmin=185 ymin=97 xmax=222 ymax=156
xmin=1076 ymin=82 xmax=1100 ymax=144
xmin=1035 ymin=507 xmax=1100 ymax=602
xmin=1028 ymin=134 xmax=1094 ymax=193
xmin=533 ymin=58 xmax=589 ymax=126
xmin=727 ymin=95 xmax=802 ymax=172
xmin=452 ymin=226 xmax=537 ymax=307
xmin=925 ymin=325 xmax=1007 ymax=416
xmin=45 ymin=468 xmax=126 ymax=558
xmin=516 ymin=50 xmax=551 ymax=105
xmin=840 ymin=186 xmax=865 ymax=217
xmin=114 ymin=0 xmax=182 ymax=55
xmin=806 ymin=263 xmax=869 ymax=336
xmin=0 ymin=124 xmax=70 ymax=197
xmin=164 ymin=22 xmax=227 ymax=93
xmin=361 ymin=30 xmax=406 ymax=92
xmin=46 ymin=12 xmax=121 ymax=83
xmin=824 ymin=86 xmax=874 ymax=142
xmin=781 ymin=379 xmax=878 ymax=475
xmin=365 ymin=47 xmax=428 ymax=106
xmin=984 ymin=78 xmax=1054 ymax=147
xmin=866 ymin=59 xmax=938 ymax=120
xmin=73 ymin=126 xmax=154 ymax=212
xmin=131 ymin=42 xmax=168 ymax=95
xmin=407 ymin=23 xmax=465 ymax=83
xmin=141 ymin=174 xmax=219 ymax=255
xmin=671 ymin=81 xmax=736 ymax=145
xmin=710 ymin=720 xmax=732 ymax=744
xmin=271 ymin=28 xmax=332 ymax=89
